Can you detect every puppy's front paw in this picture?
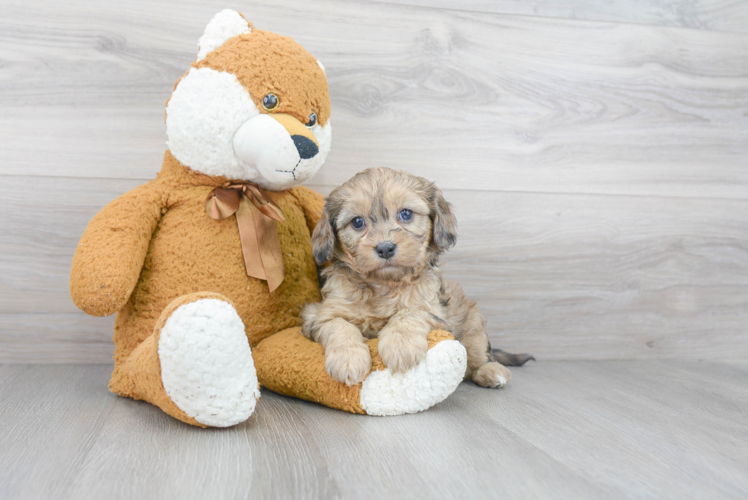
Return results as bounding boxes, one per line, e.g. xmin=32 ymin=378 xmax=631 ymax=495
xmin=378 ymin=333 xmax=428 ymax=374
xmin=325 ymin=342 xmax=372 ymax=386
xmin=473 ymin=362 xmax=512 ymax=388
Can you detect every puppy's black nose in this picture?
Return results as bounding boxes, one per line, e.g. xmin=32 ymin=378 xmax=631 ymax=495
xmin=375 ymin=241 xmax=397 ymax=260
xmin=291 ymin=135 xmax=319 ymax=160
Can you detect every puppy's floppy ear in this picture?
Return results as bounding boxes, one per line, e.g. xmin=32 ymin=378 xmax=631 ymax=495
xmin=430 ymin=184 xmax=457 ymax=252
xmin=311 ymin=205 xmax=336 ymax=265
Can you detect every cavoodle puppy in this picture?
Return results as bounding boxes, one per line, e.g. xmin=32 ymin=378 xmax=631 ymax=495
xmin=302 ymin=167 xmax=534 ymax=387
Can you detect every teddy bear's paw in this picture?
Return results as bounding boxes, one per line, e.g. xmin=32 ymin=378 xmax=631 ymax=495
xmin=360 ymin=339 xmax=467 ymax=416
xmin=158 ymin=298 xmax=260 ymax=427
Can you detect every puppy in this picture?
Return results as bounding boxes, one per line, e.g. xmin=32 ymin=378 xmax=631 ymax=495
xmin=302 ymin=167 xmax=533 ymax=387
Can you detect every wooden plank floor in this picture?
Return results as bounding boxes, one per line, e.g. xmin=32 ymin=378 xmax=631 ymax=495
xmin=1 ymin=1 xmax=745 ymax=496
xmin=1 ymin=361 xmax=746 ymax=499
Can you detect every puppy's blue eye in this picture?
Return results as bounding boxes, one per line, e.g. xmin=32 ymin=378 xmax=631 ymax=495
xmin=399 ymin=209 xmax=413 ymax=222
xmin=351 ymin=217 xmax=365 ymax=230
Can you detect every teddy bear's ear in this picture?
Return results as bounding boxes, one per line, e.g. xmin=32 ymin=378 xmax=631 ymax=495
xmin=196 ymin=9 xmax=252 ymax=62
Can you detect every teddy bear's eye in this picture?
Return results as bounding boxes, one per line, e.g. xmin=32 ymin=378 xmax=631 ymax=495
xmin=351 ymin=217 xmax=365 ymax=230
xmin=305 ymin=112 xmax=317 ymax=128
xmin=261 ymin=93 xmax=279 ymax=111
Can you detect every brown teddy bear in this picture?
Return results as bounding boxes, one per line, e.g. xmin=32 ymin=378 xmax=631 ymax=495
xmin=70 ymin=10 xmax=467 ymax=427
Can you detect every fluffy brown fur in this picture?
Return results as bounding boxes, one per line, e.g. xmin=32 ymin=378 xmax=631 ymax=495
xmin=302 ymin=168 xmax=533 ymax=387
xmin=194 ymin=29 xmax=330 ymax=128
xmin=70 ymin=153 xmax=325 ymax=424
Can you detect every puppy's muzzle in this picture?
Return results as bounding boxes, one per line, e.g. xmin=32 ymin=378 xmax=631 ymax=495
xmin=375 ymin=241 xmax=397 ymax=260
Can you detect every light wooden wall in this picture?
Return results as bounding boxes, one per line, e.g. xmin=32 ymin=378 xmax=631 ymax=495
xmin=1 ymin=0 xmax=746 ymax=363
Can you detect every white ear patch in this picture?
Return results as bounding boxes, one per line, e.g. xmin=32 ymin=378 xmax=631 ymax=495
xmin=166 ymin=67 xmax=260 ymax=179
xmin=196 ymin=9 xmax=251 ymax=62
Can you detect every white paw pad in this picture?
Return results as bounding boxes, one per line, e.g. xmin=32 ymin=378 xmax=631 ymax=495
xmin=359 ymin=340 xmax=467 ymax=416
xmin=158 ymin=299 xmax=259 ymax=427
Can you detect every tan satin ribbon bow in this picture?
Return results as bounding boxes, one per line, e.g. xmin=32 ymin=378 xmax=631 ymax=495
xmin=206 ymin=181 xmax=286 ymax=292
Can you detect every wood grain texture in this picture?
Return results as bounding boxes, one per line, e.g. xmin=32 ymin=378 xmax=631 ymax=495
xmin=0 ymin=314 xmax=114 ymax=363
xmin=443 ymin=189 xmax=748 ymax=360
xmin=1 ymin=1 xmax=745 ymax=496
xmin=1 ymin=176 xmax=747 ymax=363
xmin=0 ymin=365 xmax=119 ymax=499
xmin=0 ymin=0 xmax=746 ymax=363
xmin=0 ymin=0 xmax=746 ymax=198
xmin=372 ymin=0 xmax=748 ymax=34
xmin=0 ymin=361 xmax=746 ymax=499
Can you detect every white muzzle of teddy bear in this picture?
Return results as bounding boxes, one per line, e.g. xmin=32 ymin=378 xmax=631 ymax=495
xmin=233 ymin=114 xmax=308 ymax=188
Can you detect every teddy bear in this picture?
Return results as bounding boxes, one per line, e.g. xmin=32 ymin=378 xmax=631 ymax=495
xmin=69 ymin=9 xmax=467 ymax=427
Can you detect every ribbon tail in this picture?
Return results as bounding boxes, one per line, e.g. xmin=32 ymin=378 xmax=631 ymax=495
xmin=235 ymin=199 xmax=267 ymax=282
xmin=235 ymin=198 xmax=285 ymax=293
xmin=251 ymin=202 xmax=285 ymax=293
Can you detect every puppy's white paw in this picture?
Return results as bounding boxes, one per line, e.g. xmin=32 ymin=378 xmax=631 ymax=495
xmin=378 ymin=333 xmax=428 ymax=374
xmin=473 ymin=362 xmax=512 ymax=388
xmin=325 ymin=342 xmax=372 ymax=386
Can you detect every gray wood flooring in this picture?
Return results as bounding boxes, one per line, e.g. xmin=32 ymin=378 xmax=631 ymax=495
xmin=1 ymin=1 xmax=746 ymax=496
xmin=0 ymin=0 xmax=748 ymax=494
xmin=1 ymin=361 xmax=746 ymax=499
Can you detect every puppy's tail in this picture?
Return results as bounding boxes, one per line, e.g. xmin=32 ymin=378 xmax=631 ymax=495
xmin=490 ymin=349 xmax=535 ymax=367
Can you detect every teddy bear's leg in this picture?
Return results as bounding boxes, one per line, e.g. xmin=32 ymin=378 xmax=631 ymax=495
xmin=254 ymin=328 xmax=467 ymax=416
xmin=109 ymin=292 xmax=260 ymax=427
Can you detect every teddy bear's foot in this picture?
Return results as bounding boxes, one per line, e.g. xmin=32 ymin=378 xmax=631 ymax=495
xmin=110 ymin=292 xmax=260 ymax=427
xmin=158 ymin=294 xmax=260 ymax=427
xmin=254 ymin=328 xmax=467 ymax=416
xmin=360 ymin=332 xmax=467 ymax=416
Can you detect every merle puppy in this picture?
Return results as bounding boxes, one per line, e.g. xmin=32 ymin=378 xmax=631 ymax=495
xmin=302 ymin=167 xmax=533 ymax=386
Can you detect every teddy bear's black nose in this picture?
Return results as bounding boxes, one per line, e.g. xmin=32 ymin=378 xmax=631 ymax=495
xmin=291 ymin=135 xmax=319 ymax=160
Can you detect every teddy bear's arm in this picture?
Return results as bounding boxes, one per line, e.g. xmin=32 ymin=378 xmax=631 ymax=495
xmin=288 ymin=186 xmax=326 ymax=235
xmin=70 ymin=181 xmax=165 ymax=317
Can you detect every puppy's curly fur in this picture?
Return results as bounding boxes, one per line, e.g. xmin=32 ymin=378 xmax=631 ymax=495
xmin=302 ymin=167 xmax=533 ymax=387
